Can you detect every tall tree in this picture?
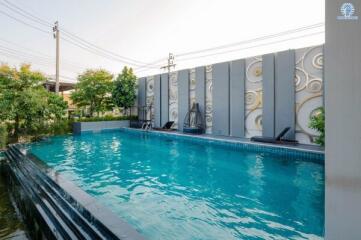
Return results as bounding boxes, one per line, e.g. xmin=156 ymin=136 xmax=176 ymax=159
xmin=71 ymin=69 xmax=113 ymax=117
xmin=0 ymin=64 xmax=68 ymax=140
xmin=112 ymin=67 xmax=137 ymax=116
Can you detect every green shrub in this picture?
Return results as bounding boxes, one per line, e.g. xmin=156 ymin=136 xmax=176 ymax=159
xmin=309 ymin=107 xmax=325 ymax=146
xmin=0 ymin=124 xmax=7 ymax=149
xmin=75 ymin=115 xmax=137 ymax=122
xmin=49 ymin=119 xmax=74 ymax=136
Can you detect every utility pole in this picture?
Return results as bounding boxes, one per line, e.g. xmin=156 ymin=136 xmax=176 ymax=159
xmin=53 ymin=21 xmax=60 ymax=93
xmin=160 ymin=53 xmax=176 ymax=74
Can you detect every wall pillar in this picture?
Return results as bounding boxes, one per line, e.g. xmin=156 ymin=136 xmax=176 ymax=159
xmin=325 ymin=1 xmax=361 ymax=239
xmin=161 ymin=73 xmax=169 ymax=126
xmin=153 ymin=75 xmax=161 ymax=128
xmin=275 ymin=50 xmax=295 ymax=139
xmin=262 ymin=54 xmax=275 ymax=138
xmin=212 ymin=62 xmax=230 ymax=136
xmin=195 ymin=67 xmax=206 ymax=121
xmin=230 ymin=60 xmax=245 ymax=137
xmin=178 ymin=69 xmax=189 ymax=131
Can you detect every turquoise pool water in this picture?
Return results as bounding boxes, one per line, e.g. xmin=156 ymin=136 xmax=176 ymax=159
xmin=30 ymin=130 xmax=324 ymax=240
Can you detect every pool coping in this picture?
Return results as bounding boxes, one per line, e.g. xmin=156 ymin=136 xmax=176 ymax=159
xmin=117 ymin=128 xmax=324 ymax=163
xmin=6 ymin=144 xmax=146 ymax=240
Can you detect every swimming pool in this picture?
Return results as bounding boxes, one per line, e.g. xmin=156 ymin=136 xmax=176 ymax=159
xmin=29 ymin=130 xmax=324 ymax=240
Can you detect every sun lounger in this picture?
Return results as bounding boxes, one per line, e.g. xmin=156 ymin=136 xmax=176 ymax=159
xmin=153 ymin=121 xmax=175 ymax=131
xmin=250 ymin=127 xmax=298 ymax=144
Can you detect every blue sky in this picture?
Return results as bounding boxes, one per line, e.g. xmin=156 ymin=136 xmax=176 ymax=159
xmin=0 ymin=0 xmax=325 ymax=80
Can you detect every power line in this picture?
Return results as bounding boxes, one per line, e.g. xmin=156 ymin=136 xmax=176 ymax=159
xmin=0 ymin=0 xmax=161 ymax=69
xmin=60 ymin=34 xmax=161 ymax=69
xmin=133 ymin=57 xmax=168 ymax=71
xmin=0 ymin=44 xmax=80 ymax=72
xmin=0 ymin=7 xmax=150 ymax=68
xmin=0 ymin=9 xmax=50 ymax=34
xmin=0 ymin=0 xmax=51 ymax=28
xmin=0 ymin=50 xmax=57 ymax=69
xmin=61 ymin=30 xmax=161 ymax=68
xmin=0 ymin=50 xmax=79 ymax=75
xmin=1 ymin=1 xmax=325 ymax=74
xmin=135 ymin=23 xmax=324 ymax=73
xmin=0 ymin=46 xmax=57 ymax=65
xmin=0 ymin=39 xmax=85 ymax=70
xmin=2 ymin=0 xmax=52 ymax=26
xmin=176 ymin=31 xmax=325 ymax=61
xmin=134 ymin=30 xmax=324 ymax=75
xmin=60 ymin=36 xmax=133 ymax=64
xmin=175 ymin=23 xmax=324 ymax=58
xmin=0 ymin=37 xmax=52 ymax=58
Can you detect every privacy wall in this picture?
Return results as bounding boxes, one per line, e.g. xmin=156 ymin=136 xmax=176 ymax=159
xmin=138 ymin=45 xmax=324 ymax=144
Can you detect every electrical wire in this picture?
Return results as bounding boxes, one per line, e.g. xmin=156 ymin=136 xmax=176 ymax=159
xmin=0 ymin=9 xmax=50 ymax=34
xmin=174 ymin=31 xmax=324 ymax=61
xmin=0 ymin=44 xmax=81 ymax=72
xmin=175 ymin=23 xmax=324 ymax=58
xmin=1 ymin=0 xmax=161 ymax=69
xmin=61 ymin=30 xmax=161 ymax=68
xmin=1 ymin=0 xmax=325 ymax=75
xmin=0 ymin=37 xmax=87 ymax=68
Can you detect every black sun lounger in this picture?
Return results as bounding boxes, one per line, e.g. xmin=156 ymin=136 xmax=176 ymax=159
xmin=153 ymin=121 xmax=175 ymax=131
xmin=250 ymin=127 xmax=298 ymax=144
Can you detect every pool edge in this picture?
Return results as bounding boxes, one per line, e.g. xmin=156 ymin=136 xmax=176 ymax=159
xmin=3 ymin=144 xmax=146 ymax=240
xmin=118 ymin=128 xmax=324 ymax=164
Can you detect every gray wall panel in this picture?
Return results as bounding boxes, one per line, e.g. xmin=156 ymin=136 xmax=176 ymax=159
xmin=153 ymin=75 xmax=161 ymax=128
xmin=262 ymin=54 xmax=275 ymax=137
xmin=137 ymin=77 xmax=146 ymax=107
xmin=230 ymin=59 xmax=245 ymax=137
xmin=212 ymin=62 xmax=230 ymax=136
xmin=325 ymin=1 xmax=361 ymax=239
xmin=161 ymin=73 xmax=169 ymax=126
xmin=275 ymin=50 xmax=295 ymax=139
xmin=178 ymin=69 xmax=189 ymax=131
xmin=195 ymin=66 xmax=206 ymax=118
xmin=73 ymin=121 xmax=130 ymax=134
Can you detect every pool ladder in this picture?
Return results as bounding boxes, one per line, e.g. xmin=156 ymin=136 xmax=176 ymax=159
xmin=141 ymin=121 xmax=152 ymax=131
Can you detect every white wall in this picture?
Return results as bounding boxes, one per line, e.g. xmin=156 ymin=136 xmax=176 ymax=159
xmin=325 ymin=1 xmax=361 ymax=239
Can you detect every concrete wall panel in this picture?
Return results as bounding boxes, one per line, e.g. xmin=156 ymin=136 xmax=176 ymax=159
xmin=262 ymin=54 xmax=275 ymax=137
xmin=178 ymin=69 xmax=189 ymax=131
xmin=275 ymin=50 xmax=295 ymax=139
xmin=161 ymin=73 xmax=169 ymax=126
xmin=153 ymin=75 xmax=161 ymax=128
xmin=212 ymin=62 xmax=230 ymax=136
xmin=230 ymin=60 xmax=245 ymax=137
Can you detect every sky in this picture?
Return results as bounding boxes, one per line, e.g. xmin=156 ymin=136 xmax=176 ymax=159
xmin=0 ymin=0 xmax=325 ymax=81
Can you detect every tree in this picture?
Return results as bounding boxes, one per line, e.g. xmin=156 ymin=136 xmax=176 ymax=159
xmin=71 ymin=69 xmax=113 ymax=117
xmin=112 ymin=67 xmax=137 ymax=116
xmin=0 ymin=64 xmax=68 ymax=140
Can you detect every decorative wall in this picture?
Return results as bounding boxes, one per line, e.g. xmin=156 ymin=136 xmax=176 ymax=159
xmin=146 ymin=76 xmax=154 ymax=123
xmin=205 ymin=65 xmax=213 ymax=134
xmin=189 ymin=68 xmax=196 ymax=109
xmin=139 ymin=45 xmax=324 ymax=145
xmin=245 ymin=56 xmax=263 ymax=138
xmin=295 ymin=46 xmax=324 ymax=144
xmin=169 ymin=72 xmax=178 ymax=128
